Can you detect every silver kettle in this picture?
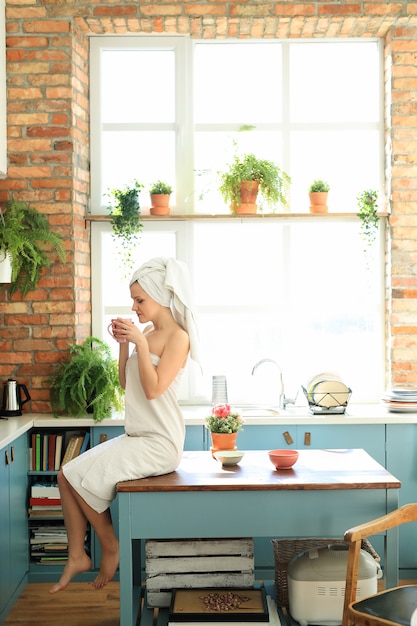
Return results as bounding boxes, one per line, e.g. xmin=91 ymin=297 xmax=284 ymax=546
xmin=0 ymin=379 xmax=31 ymax=418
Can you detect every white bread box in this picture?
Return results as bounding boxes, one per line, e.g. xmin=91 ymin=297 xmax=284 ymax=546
xmin=287 ymin=544 xmax=381 ymax=626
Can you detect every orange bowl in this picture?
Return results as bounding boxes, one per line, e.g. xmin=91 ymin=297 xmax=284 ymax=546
xmin=268 ymin=449 xmax=299 ymax=470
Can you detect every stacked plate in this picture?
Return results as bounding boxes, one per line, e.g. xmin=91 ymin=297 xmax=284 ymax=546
xmin=382 ymin=388 xmax=417 ymax=413
xmin=304 ymin=372 xmax=351 ymax=414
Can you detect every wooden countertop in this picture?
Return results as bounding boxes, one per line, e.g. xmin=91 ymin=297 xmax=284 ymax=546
xmin=117 ymin=448 xmax=401 ymax=493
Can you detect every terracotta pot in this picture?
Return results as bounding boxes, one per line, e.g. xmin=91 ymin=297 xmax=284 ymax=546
xmin=309 ymin=192 xmax=328 ymax=214
xmin=231 ymin=181 xmax=259 ymax=215
xmin=150 ymin=194 xmax=170 ymax=216
xmin=210 ymin=432 xmax=238 ymax=453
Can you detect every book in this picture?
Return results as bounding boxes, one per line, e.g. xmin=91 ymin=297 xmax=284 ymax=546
xmin=31 ymin=483 xmax=60 ymax=498
xmin=72 ymin=435 xmax=84 ymax=459
xmin=60 ymin=434 xmax=79 ymax=466
xmin=30 ymin=497 xmax=61 ymax=507
xmin=42 ymin=434 xmax=48 ymax=471
xmin=28 ymin=509 xmax=63 ymax=519
xmin=79 ymin=432 xmax=90 ymax=455
xmin=48 ymin=434 xmax=57 ymax=472
xmin=35 ymin=433 xmax=41 ymax=471
xmin=31 ymin=433 xmax=37 ymax=471
xmin=54 ymin=434 xmax=63 ymax=470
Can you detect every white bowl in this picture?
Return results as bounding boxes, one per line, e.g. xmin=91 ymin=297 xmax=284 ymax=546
xmin=213 ymin=450 xmax=245 ymax=466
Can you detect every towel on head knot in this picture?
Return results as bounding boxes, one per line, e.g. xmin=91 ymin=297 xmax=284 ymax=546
xmin=130 ymin=257 xmax=201 ymax=369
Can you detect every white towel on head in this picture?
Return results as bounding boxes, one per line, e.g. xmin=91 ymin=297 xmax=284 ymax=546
xmin=130 ymin=257 xmax=201 ymax=369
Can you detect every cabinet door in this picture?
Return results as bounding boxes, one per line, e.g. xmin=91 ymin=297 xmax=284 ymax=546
xmin=91 ymin=427 xmax=123 ymax=571
xmin=9 ymin=435 xmax=29 ymax=597
xmin=237 ymin=425 xmax=297 ymax=450
xmin=0 ymin=444 xmax=11 ymax=616
xmin=0 ymin=435 xmax=28 ymax=620
xmin=386 ymin=424 xmax=417 ymax=578
xmin=296 ymin=424 xmax=386 ymax=465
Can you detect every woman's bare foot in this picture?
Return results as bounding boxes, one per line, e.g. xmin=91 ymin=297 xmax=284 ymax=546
xmin=49 ymin=553 xmax=92 ymax=594
xmin=92 ymin=544 xmax=119 ymax=590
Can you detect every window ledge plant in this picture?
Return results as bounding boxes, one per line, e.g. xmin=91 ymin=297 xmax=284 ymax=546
xmin=48 ymin=337 xmax=124 ymax=422
xmin=219 ymin=153 xmax=290 ymax=213
xmin=357 ymin=189 xmax=379 ymax=248
xmin=106 ymin=180 xmax=143 ymax=274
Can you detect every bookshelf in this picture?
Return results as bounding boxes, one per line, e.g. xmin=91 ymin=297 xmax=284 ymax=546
xmin=27 ymin=425 xmax=124 ymax=583
xmin=27 ymin=428 xmax=90 ymax=578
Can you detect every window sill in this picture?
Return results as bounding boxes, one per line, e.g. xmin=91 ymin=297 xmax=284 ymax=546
xmin=87 ymin=212 xmax=389 ymax=222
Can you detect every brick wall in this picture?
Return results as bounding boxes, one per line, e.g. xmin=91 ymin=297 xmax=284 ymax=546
xmin=0 ymin=1 xmax=416 ymax=412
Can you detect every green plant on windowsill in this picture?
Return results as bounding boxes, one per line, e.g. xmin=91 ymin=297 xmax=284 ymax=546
xmin=149 ymin=180 xmax=173 ymax=195
xmin=0 ymin=200 xmax=66 ymax=297
xmin=219 ymin=153 xmax=291 ymax=212
xmin=106 ymin=180 xmax=144 ymax=274
xmin=357 ymin=189 xmax=379 ymax=248
xmin=308 ymin=179 xmax=330 ymax=193
xmin=48 ymin=337 xmax=124 ymax=422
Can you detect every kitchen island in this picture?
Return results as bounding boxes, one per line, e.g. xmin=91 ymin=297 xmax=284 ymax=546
xmin=117 ymin=448 xmax=401 ymax=626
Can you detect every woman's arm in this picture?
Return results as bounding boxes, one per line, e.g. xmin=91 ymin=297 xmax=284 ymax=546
xmin=135 ymin=328 xmax=189 ymax=400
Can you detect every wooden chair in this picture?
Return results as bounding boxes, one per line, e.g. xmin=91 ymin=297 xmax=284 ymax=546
xmin=343 ymin=503 xmax=417 ymax=626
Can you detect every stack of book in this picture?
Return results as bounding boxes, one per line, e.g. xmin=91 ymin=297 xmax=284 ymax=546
xmin=30 ymin=524 xmax=68 ymax=565
xmin=29 ymin=481 xmax=62 ymax=519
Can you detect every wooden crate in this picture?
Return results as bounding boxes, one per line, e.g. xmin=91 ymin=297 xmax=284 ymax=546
xmin=145 ymin=538 xmax=255 ymax=608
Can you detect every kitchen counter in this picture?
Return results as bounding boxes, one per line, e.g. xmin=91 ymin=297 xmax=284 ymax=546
xmin=1 ymin=404 xmax=417 ymax=450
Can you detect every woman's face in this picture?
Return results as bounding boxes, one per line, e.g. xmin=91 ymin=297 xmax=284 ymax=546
xmin=130 ymin=282 xmax=159 ymax=323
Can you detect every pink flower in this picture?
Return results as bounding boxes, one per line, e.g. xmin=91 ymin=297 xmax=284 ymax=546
xmin=212 ymin=403 xmax=231 ymax=418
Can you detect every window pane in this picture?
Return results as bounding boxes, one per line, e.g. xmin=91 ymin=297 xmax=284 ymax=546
xmin=194 ymin=43 xmax=282 ymax=123
xmin=290 ymin=42 xmax=380 ymax=123
xmin=101 ymin=131 xmax=176 ymax=209
xmin=290 ymin=130 xmax=381 ymax=212
xmin=101 ymin=50 xmax=175 ymax=123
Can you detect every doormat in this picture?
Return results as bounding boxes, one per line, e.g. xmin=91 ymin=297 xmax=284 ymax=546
xmin=169 ymin=588 xmax=269 ymax=622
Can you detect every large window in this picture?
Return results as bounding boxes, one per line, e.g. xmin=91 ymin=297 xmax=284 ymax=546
xmin=90 ymin=37 xmax=385 ymax=407
xmin=92 ymin=218 xmax=384 ymax=406
xmin=90 ymin=37 xmax=383 ymax=214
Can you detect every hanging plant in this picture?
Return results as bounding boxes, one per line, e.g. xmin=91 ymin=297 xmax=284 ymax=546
xmin=357 ymin=190 xmax=379 ymax=248
xmin=106 ymin=180 xmax=143 ymax=274
xmin=0 ymin=200 xmax=66 ymax=296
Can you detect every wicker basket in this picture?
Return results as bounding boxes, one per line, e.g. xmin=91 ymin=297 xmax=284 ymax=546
xmin=272 ymin=537 xmax=380 ymax=608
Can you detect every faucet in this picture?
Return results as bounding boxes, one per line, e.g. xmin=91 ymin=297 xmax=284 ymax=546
xmin=251 ymin=358 xmax=287 ymax=410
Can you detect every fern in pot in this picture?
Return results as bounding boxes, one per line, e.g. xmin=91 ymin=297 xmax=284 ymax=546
xmin=49 ymin=337 xmax=124 ymax=422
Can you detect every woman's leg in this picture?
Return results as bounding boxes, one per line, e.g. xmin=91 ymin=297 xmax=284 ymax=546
xmin=49 ymin=470 xmax=119 ymax=593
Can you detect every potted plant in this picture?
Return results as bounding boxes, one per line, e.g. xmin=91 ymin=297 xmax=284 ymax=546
xmin=308 ymin=179 xmax=330 ymax=213
xmin=0 ymin=200 xmax=66 ymax=296
xmin=149 ymin=180 xmax=173 ymax=216
xmin=205 ymin=403 xmax=244 ymax=453
xmin=106 ymin=180 xmax=143 ymax=273
xmin=219 ymin=153 xmax=290 ymax=214
xmin=357 ymin=189 xmax=379 ymax=248
xmin=48 ymin=336 xmax=124 ymax=422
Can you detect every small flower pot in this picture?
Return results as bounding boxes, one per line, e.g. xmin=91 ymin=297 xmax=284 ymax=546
xmin=150 ymin=194 xmax=171 ymax=215
xmin=309 ymin=191 xmax=328 ymax=214
xmin=210 ymin=432 xmax=238 ymax=453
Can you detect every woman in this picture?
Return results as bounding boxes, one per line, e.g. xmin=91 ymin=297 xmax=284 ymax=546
xmin=49 ymin=257 xmax=200 ymax=594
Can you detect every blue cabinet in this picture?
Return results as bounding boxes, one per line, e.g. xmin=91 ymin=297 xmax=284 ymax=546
xmin=0 ymin=434 xmax=29 ymax=625
xmin=386 ymin=424 xmax=417 ymax=578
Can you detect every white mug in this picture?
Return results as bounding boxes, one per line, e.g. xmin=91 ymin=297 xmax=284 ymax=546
xmin=107 ymin=318 xmax=133 ymax=343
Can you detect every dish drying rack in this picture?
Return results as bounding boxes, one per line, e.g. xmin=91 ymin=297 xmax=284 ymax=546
xmin=302 ymin=386 xmax=352 ymax=415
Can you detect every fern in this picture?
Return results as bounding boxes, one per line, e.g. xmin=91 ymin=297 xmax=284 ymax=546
xmin=49 ymin=337 xmax=124 ymax=422
xmin=0 ymin=201 xmax=66 ymax=296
